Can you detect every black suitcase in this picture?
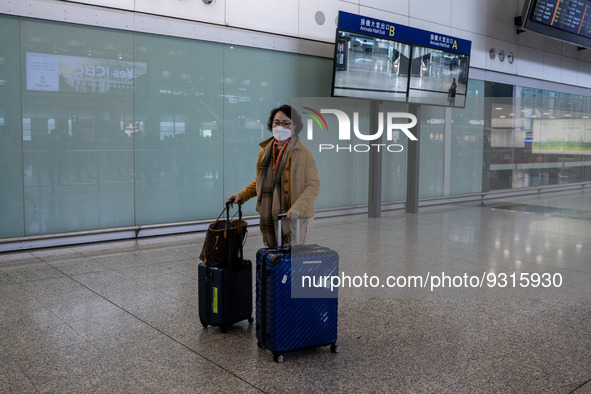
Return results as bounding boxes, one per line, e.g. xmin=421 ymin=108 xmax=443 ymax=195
xmin=198 ymin=202 xmax=252 ymax=332
xmin=198 ymin=261 xmax=253 ymax=332
xmin=256 ymin=214 xmax=340 ymax=362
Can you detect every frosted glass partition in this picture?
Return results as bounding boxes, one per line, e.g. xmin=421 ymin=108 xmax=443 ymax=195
xmin=0 ymin=16 xmax=24 ymax=238
xmin=450 ymin=81 xmax=485 ymax=195
xmin=20 ymin=19 xmax=136 ymax=235
xmin=520 ymin=90 xmax=591 ymax=185
xmin=485 ymin=92 xmax=591 ymax=189
xmin=133 ymin=34 xmax=224 ymax=224
xmin=419 ymin=105 xmax=445 ymax=198
xmin=381 ymin=101 xmax=409 ymax=204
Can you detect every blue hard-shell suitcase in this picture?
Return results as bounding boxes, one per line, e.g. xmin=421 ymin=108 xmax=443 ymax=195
xmin=255 ymin=215 xmax=340 ymax=362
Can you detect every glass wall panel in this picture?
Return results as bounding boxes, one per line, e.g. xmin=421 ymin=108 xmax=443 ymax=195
xmin=0 ymin=15 xmax=24 ymax=238
xmin=381 ymin=101 xmax=408 ymax=203
xmin=585 ymin=98 xmax=591 ymax=182
xmin=133 ymin=34 xmax=224 ymax=224
xmin=485 ymin=83 xmax=516 ymax=191
xmin=484 ymin=85 xmax=591 ymax=191
xmin=419 ymin=105 xmax=445 ymax=198
xmin=450 ymin=80 xmax=485 ymax=195
xmin=525 ymin=92 xmax=590 ymax=186
xmin=20 ymin=19 xmax=135 ymax=235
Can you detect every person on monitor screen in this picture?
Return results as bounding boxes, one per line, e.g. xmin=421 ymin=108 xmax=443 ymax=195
xmin=448 ymin=78 xmax=457 ymax=106
xmin=226 ymin=105 xmax=320 ymax=247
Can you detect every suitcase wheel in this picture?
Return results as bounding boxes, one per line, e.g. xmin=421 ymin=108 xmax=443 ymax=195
xmin=273 ymin=353 xmax=284 ymax=363
xmin=257 ymin=341 xmax=264 ymax=349
xmin=330 ymin=343 xmax=340 ymax=353
xmin=200 ymin=320 xmax=208 ymax=329
xmin=248 ymin=317 xmax=254 ymax=324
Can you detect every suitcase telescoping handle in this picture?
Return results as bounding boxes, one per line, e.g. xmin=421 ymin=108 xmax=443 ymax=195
xmin=277 ymin=213 xmax=300 ymax=247
xmin=226 ymin=201 xmax=244 ymax=264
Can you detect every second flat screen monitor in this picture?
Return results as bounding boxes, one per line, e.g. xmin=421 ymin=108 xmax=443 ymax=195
xmin=332 ymin=30 xmax=469 ymax=108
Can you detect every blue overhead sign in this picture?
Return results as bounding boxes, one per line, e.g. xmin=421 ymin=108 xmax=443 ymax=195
xmin=337 ymin=11 xmax=471 ymax=55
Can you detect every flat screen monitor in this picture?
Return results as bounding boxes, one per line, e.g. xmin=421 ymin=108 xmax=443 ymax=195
xmin=520 ymin=0 xmax=591 ymax=49
xmin=331 ymin=11 xmax=471 ymax=108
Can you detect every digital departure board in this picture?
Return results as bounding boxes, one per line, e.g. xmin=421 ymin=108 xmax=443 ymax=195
xmin=520 ymin=0 xmax=591 ymax=48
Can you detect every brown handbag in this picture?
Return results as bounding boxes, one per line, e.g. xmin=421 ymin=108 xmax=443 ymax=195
xmin=199 ymin=202 xmax=247 ymax=270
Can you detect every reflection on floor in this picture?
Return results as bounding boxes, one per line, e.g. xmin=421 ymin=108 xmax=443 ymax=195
xmin=489 ymin=202 xmax=591 ymax=220
xmin=0 ymin=191 xmax=590 ymax=392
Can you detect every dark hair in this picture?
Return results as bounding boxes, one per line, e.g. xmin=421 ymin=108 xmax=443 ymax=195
xmin=267 ymin=105 xmax=303 ymax=135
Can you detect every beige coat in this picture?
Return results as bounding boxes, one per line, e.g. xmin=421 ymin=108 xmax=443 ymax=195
xmin=238 ymin=136 xmax=320 ymax=218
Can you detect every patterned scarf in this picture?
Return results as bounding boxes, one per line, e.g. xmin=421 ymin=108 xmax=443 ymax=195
xmin=257 ymin=136 xmax=295 ymax=246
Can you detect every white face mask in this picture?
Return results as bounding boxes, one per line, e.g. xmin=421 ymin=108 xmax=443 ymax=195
xmin=272 ymin=126 xmax=292 ymax=141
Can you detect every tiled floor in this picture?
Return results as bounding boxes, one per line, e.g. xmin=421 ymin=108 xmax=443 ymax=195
xmin=1 ymin=191 xmax=590 ymax=393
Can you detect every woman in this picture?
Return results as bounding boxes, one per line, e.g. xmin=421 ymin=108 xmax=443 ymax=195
xmin=227 ymin=105 xmax=320 ymax=247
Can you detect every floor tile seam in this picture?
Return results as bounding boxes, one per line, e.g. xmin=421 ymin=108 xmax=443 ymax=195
xmin=0 ymin=254 xmax=43 ymax=268
xmin=0 ymin=253 xmax=54 ymax=270
xmin=30 ymin=246 xmax=84 ymax=257
xmin=569 ymin=377 xmax=591 ymax=393
xmin=5 ymin=359 xmax=41 ymax=391
xmin=37 ymin=257 xmax=267 ymax=393
xmin=0 ymin=275 xmax=66 ymax=287
xmin=512 ymin=364 xmax=591 ymax=393
xmin=0 ymin=311 xmax=73 ymax=339
xmin=69 ymin=266 xmax=171 ymax=290
xmin=106 ymin=310 xmax=267 ymax=393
